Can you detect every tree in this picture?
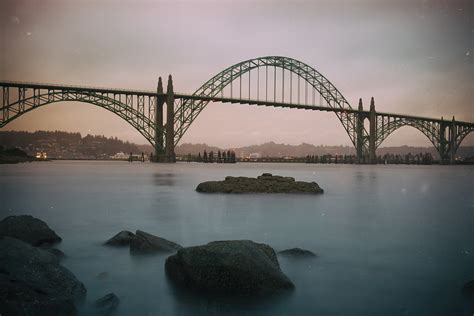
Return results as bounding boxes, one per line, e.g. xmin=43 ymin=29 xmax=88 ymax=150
xmin=217 ymin=150 xmax=222 ymax=163
xmin=209 ymin=151 xmax=214 ymax=163
xmin=203 ymin=150 xmax=208 ymax=163
xmin=222 ymin=151 xmax=227 ymax=163
xmin=197 ymin=152 xmax=202 ymax=162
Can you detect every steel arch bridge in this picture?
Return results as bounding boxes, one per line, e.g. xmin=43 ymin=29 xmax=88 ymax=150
xmin=1 ymin=56 xmax=473 ymax=163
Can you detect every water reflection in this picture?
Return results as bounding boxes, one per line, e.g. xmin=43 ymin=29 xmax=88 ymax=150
xmin=153 ymin=173 xmax=176 ymax=186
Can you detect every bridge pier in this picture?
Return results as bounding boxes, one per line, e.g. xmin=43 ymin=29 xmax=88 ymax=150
xmin=356 ymin=98 xmax=365 ymax=163
xmin=165 ymin=75 xmax=176 ymax=162
xmin=449 ymin=117 xmax=456 ymax=164
xmin=369 ymin=97 xmax=377 ymax=164
xmin=154 ymin=77 xmax=165 ymax=161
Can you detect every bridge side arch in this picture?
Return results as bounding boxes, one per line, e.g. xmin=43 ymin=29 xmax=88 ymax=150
xmin=376 ymin=118 xmax=441 ymax=151
xmin=173 ymin=56 xmax=370 ymax=152
xmin=1 ymin=89 xmax=164 ymax=150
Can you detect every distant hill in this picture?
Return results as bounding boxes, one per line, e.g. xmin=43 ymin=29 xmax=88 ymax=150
xmin=1 ymin=130 xmax=473 ymax=159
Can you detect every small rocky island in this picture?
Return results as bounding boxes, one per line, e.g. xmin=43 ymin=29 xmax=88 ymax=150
xmin=196 ymin=173 xmax=324 ymax=194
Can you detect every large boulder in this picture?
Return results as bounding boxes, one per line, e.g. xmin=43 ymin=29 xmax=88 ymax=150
xmin=165 ymin=240 xmax=294 ymax=294
xmin=278 ymin=248 xmax=317 ymax=258
xmin=130 ymin=230 xmax=182 ymax=254
xmin=196 ymin=173 xmax=323 ymax=194
xmin=0 ymin=237 xmax=86 ymax=315
xmin=0 ymin=215 xmax=62 ymax=246
xmin=104 ymin=230 xmax=136 ymax=246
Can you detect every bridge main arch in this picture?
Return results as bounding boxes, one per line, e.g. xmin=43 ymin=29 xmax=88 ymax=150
xmin=173 ymin=56 xmax=370 ymax=155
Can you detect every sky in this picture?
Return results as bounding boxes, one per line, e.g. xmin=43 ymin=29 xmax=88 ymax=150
xmin=0 ymin=0 xmax=472 ymax=147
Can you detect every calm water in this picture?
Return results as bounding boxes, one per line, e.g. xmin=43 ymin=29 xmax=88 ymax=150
xmin=0 ymin=161 xmax=473 ymax=315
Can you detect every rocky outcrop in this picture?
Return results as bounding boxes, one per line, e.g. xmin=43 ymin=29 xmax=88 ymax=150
xmin=0 ymin=215 xmax=62 ymax=246
xmin=130 ymin=230 xmax=182 ymax=254
xmin=0 ymin=237 xmax=86 ymax=315
xmin=278 ymin=247 xmax=317 ymax=258
xmin=94 ymin=293 xmax=120 ymax=315
xmin=165 ymin=240 xmax=294 ymax=294
xmin=196 ymin=173 xmax=324 ymax=194
xmin=104 ymin=230 xmax=136 ymax=246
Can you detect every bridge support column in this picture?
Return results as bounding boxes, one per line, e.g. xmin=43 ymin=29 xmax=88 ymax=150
xmin=439 ymin=119 xmax=449 ymax=164
xmin=356 ymin=98 xmax=365 ymax=163
xmin=154 ymin=77 xmax=165 ymax=162
xmin=369 ymin=97 xmax=377 ymax=164
xmin=165 ymin=75 xmax=176 ymax=162
xmin=449 ymin=117 xmax=457 ymax=164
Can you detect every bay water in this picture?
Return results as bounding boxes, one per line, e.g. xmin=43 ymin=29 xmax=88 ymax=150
xmin=0 ymin=161 xmax=473 ymax=315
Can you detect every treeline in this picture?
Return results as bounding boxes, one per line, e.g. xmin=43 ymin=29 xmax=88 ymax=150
xmin=185 ymin=150 xmax=236 ymax=163
xmin=0 ymin=130 xmax=140 ymax=158
xmin=305 ymin=152 xmax=435 ymax=164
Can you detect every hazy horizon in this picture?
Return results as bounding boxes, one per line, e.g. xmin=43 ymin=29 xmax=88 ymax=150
xmin=1 ymin=0 xmax=472 ymax=147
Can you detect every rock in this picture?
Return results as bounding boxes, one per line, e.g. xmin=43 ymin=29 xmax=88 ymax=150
xmin=278 ymin=248 xmax=317 ymax=258
xmin=196 ymin=173 xmax=323 ymax=194
xmin=94 ymin=293 xmax=120 ymax=315
xmin=165 ymin=240 xmax=294 ymax=294
xmin=130 ymin=230 xmax=182 ymax=254
xmin=463 ymin=280 xmax=474 ymax=294
xmin=96 ymin=272 xmax=109 ymax=280
xmin=0 ymin=215 xmax=62 ymax=246
xmin=0 ymin=237 xmax=86 ymax=315
xmin=43 ymin=247 xmax=66 ymax=260
xmin=104 ymin=230 xmax=136 ymax=246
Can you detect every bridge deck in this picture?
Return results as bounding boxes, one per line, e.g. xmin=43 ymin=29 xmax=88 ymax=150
xmin=1 ymin=80 xmax=472 ymax=127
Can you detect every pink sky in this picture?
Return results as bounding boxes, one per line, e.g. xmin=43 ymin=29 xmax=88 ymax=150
xmin=1 ymin=0 xmax=472 ymax=147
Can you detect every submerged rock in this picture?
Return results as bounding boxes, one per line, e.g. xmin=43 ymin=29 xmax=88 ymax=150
xmin=94 ymin=293 xmax=119 ymax=315
xmin=0 ymin=237 xmax=86 ymax=315
xmin=104 ymin=230 xmax=136 ymax=246
xmin=130 ymin=230 xmax=182 ymax=254
xmin=278 ymin=248 xmax=317 ymax=258
xmin=0 ymin=215 xmax=62 ymax=246
xmin=96 ymin=272 xmax=109 ymax=280
xmin=165 ymin=240 xmax=294 ymax=294
xmin=196 ymin=173 xmax=323 ymax=194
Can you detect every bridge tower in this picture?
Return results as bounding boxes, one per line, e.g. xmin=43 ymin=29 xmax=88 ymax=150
xmin=165 ymin=75 xmax=176 ymax=162
xmin=154 ymin=77 xmax=165 ymax=161
xmin=356 ymin=98 xmax=365 ymax=163
xmin=369 ymin=97 xmax=377 ymax=164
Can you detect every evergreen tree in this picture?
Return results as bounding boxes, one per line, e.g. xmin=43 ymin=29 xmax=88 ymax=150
xmin=203 ymin=150 xmax=208 ymax=163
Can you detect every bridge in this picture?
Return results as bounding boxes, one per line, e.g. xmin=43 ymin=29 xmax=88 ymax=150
xmin=1 ymin=56 xmax=473 ymax=164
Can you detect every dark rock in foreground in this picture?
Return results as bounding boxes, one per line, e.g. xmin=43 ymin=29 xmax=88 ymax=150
xmin=130 ymin=230 xmax=182 ymax=254
xmin=196 ymin=173 xmax=324 ymax=194
xmin=94 ymin=293 xmax=120 ymax=315
xmin=165 ymin=240 xmax=294 ymax=294
xmin=278 ymin=247 xmax=317 ymax=258
xmin=43 ymin=247 xmax=66 ymax=260
xmin=463 ymin=280 xmax=474 ymax=294
xmin=104 ymin=230 xmax=136 ymax=246
xmin=0 ymin=215 xmax=62 ymax=246
xmin=0 ymin=237 xmax=86 ymax=315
